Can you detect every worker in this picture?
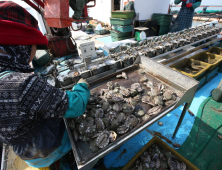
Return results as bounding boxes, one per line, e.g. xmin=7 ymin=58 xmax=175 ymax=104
xmin=70 ymin=0 xmax=90 ymax=19
xmin=170 ymin=0 xmax=202 ymax=32
xmin=0 ymin=1 xmax=90 ymax=168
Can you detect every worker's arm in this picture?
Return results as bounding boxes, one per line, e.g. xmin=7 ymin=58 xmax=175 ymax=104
xmin=64 ymin=81 xmax=90 ymax=118
xmin=192 ymin=0 xmax=201 ymax=9
xmin=174 ymin=0 xmax=182 ymax=5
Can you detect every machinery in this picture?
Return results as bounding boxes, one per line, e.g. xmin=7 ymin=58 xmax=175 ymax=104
xmin=23 ymin=0 xmax=95 ymax=57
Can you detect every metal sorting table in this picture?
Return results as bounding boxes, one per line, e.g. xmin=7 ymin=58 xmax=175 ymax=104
xmin=64 ymin=56 xmax=199 ymax=170
xmin=152 ymin=34 xmax=222 ymax=65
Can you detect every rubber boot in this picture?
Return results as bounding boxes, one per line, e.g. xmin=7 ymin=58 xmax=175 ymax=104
xmin=212 ymin=79 xmax=222 ymax=102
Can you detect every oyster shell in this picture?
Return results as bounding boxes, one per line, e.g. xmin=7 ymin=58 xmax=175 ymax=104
xmin=96 ymin=131 xmax=110 ymax=149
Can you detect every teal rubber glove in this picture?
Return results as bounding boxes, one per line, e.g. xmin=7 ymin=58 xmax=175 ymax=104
xmin=174 ymin=0 xmax=182 ymax=5
xmin=192 ymin=2 xmax=201 ymax=9
xmin=64 ymin=83 xmax=90 ymax=118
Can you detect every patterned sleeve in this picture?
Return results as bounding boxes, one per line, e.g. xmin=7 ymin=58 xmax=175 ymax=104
xmin=18 ymin=74 xmax=69 ymax=119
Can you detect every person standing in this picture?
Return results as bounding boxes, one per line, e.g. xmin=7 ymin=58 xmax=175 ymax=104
xmin=170 ymin=0 xmax=202 ymax=32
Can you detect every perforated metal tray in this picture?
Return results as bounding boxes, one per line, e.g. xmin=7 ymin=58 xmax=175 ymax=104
xmin=64 ymin=56 xmax=199 ymax=170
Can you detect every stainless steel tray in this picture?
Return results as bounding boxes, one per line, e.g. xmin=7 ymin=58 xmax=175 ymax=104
xmin=64 ymin=56 xmax=199 ymax=170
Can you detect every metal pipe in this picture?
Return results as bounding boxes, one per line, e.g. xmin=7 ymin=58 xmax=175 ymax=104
xmin=171 ymin=5 xmax=222 ymax=7
xmin=22 ymin=0 xmax=40 ymax=13
xmin=172 ymin=103 xmax=189 ymax=139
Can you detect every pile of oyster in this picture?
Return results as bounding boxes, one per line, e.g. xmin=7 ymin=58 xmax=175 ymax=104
xmin=68 ymin=71 xmax=180 ymax=153
xmin=131 ymin=143 xmax=188 ymax=170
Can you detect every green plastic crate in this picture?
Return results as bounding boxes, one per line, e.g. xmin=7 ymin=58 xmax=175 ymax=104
xmin=158 ymin=26 xmax=170 ymax=35
xmin=95 ymin=29 xmax=110 ymax=35
xmin=111 ymin=10 xmax=134 ymax=19
xmin=111 ymin=35 xmax=131 ymax=42
xmin=110 ymin=18 xmax=132 ymax=25
xmin=152 ymin=13 xmax=173 ymax=26
xmin=113 ymin=25 xmax=133 ymax=32
xmin=110 ymin=30 xmax=131 ymax=38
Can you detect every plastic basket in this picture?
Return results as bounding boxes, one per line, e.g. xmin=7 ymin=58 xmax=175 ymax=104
xmin=113 ymin=25 xmax=133 ymax=32
xmin=122 ymin=136 xmax=199 ymax=170
xmin=111 ymin=10 xmax=135 ymax=19
xmin=189 ymin=52 xmax=222 ymax=71
xmin=110 ymin=18 xmax=132 ymax=25
xmin=158 ymin=26 xmax=170 ymax=35
xmin=95 ymin=29 xmax=110 ymax=35
xmin=111 ymin=35 xmax=131 ymax=42
xmin=169 ymin=58 xmax=211 ymax=79
xmin=110 ymin=30 xmax=131 ymax=38
xmin=134 ymin=20 xmax=157 ymax=27
xmin=152 ymin=13 xmax=173 ymax=26
xmin=206 ymin=47 xmax=222 ymax=56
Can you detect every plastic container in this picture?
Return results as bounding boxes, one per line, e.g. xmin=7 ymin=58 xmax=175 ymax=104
xmin=110 ymin=18 xmax=132 ymax=25
xmin=111 ymin=35 xmax=131 ymax=42
xmin=189 ymin=52 xmax=222 ymax=70
xmin=196 ymin=75 xmax=206 ymax=90
xmin=113 ymin=24 xmax=133 ymax=32
xmin=134 ymin=20 xmax=157 ymax=27
xmin=169 ymin=58 xmax=211 ymax=79
xmin=158 ymin=26 xmax=170 ymax=35
xmin=111 ymin=10 xmax=135 ymax=19
xmin=205 ymin=66 xmax=219 ymax=82
xmin=95 ymin=29 xmax=110 ymax=35
xmin=110 ymin=30 xmax=131 ymax=38
xmin=152 ymin=13 xmax=173 ymax=27
xmin=206 ymin=47 xmax=222 ymax=56
xmin=33 ymin=50 xmax=51 ymax=66
xmin=122 ymin=136 xmax=199 ymax=170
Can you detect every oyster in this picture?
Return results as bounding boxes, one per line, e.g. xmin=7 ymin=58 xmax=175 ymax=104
xmin=173 ymin=143 xmax=181 ymax=148
xmin=96 ymin=131 xmax=110 ymax=149
xmin=109 ymin=131 xmax=117 ymax=142
xmin=133 ymin=94 xmax=142 ymax=102
xmin=113 ymin=103 xmax=122 ymax=112
xmin=165 ymin=100 xmax=175 ymax=106
xmin=110 ymin=117 xmax=121 ymax=131
xmin=148 ymin=87 xmax=161 ymax=97
xmin=131 ymin=83 xmax=143 ymax=93
xmin=122 ymin=103 xmax=135 ymax=114
xmin=112 ymin=93 xmax=124 ymax=102
xmin=95 ymin=108 xmax=104 ymax=118
xmin=122 ymin=72 xmax=128 ymax=79
xmin=139 ymin=69 xmax=146 ymax=75
xmin=120 ymin=87 xmax=130 ymax=97
xmin=134 ymin=110 xmax=145 ymax=118
xmin=163 ymin=90 xmax=177 ymax=101
xmin=168 ymin=157 xmax=176 ymax=170
xmin=148 ymin=106 xmax=162 ymax=116
xmin=102 ymin=102 xmax=110 ymax=111
xmin=141 ymin=114 xmax=150 ymax=122
xmin=89 ymin=138 xmax=99 ymax=153
xmin=117 ymin=112 xmax=126 ymax=123
xmin=125 ymin=115 xmax=139 ymax=129
xmin=116 ymin=125 xmax=129 ymax=134
xmin=102 ymin=117 xmax=110 ymax=129
xmin=140 ymin=77 xmax=148 ymax=83
xmin=107 ymin=81 xmax=114 ymax=87
xmin=146 ymin=81 xmax=154 ymax=89
xmin=141 ymin=96 xmax=152 ymax=104
xmin=95 ymin=118 xmax=105 ymax=131
xmin=154 ymin=96 xmax=163 ymax=106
